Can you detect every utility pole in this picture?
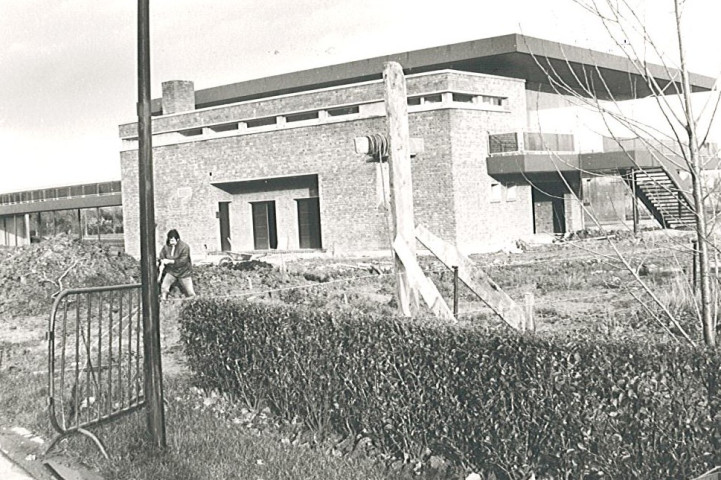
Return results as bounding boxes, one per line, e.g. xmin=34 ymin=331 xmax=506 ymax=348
xmin=137 ymin=0 xmax=166 ymax=447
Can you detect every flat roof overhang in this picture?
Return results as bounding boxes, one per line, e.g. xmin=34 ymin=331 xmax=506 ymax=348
xmin=152 ymin=33 xmax=716 ymax=114
xmin=211 ymin=173 xmax=318 ymax=195
xmin=487 ymin=150 xmax=682 ymax=178
xmin=0 ymin=194 xmax=122 ymax=216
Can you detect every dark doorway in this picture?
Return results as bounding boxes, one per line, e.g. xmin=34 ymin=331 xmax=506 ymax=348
xmin=218 ymin=202 xmax=231 ymax=251
xmin=532 ymin=187 xmax=566 ymax=234
xmin=296 ymin=197 xmax=322 ymax=249
xmin=251 ymin=201 xmax=277 ymax=250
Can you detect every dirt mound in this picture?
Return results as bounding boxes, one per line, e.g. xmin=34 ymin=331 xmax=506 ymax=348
xmin=0 ymin=234 xmax=140 ymax=317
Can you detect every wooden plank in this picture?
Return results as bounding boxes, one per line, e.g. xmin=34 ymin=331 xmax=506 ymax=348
xmin=393 ymin=237 xmax=455 ymax=321
xmin=384 ymin=61 xmax=419 ymax=316
xmin=415 ymin=225 xmax=525 ymax=330
xmin=524 ymin=292 xmax=535 ymax=332
xmin=691 ymin=467 xmax=721 ymax=480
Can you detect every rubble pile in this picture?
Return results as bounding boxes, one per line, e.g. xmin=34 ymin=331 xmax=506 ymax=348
xmin=0 ymin=234 xmax=140 ymax=317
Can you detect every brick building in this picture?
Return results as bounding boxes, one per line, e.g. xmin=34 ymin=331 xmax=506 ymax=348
xmin=118 ymin=34 xmax=715 ymax=259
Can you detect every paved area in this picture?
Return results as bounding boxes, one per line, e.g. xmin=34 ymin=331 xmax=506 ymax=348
xmin=0 ymin=450 xmax=35 ymax=480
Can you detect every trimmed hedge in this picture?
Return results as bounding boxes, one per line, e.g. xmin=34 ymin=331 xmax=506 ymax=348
xmin=178 ymin=298 xmax=721 ymax=479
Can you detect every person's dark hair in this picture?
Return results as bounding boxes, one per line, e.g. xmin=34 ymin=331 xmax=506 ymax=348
xmin=166 ymin=229 xmax=180 ymax=245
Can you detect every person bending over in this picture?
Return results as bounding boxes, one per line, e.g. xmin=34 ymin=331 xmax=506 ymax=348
xmin=158 ymin=229 xmax=195 ymax=300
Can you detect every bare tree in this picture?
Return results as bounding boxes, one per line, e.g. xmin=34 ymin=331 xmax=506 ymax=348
xmin=530 ymin=0 xmax=721 ymax=345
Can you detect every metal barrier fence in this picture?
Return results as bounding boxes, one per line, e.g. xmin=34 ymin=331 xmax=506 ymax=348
xmin=46 ymin=284 xmax=145 ymax=458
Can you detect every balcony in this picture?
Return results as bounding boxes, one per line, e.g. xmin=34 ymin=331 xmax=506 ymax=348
xmin=487 ymin=132 xmax=580 ymax=176
xmin=486 ymin=132 xmax=720 ymax=177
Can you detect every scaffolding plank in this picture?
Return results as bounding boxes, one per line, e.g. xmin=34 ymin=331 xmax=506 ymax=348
xmin=393 ymin=237 xmax=455 ymax=321
xmin=415 ymin=225 xmax=524 ymax=330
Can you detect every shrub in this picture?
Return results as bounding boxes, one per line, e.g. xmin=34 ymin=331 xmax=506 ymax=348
xmin=178 ymin=297 xmax=721 ymax=479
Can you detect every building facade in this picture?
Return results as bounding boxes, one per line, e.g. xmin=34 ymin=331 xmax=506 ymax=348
xmin=118 ymin=34 xmax=715 ymax=258
xmin=0 ymin=181 xmax=123 ymax=247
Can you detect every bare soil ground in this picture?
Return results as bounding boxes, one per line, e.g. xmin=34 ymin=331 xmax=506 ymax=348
xmin=0 ymin=229 xmax=700 ymax=386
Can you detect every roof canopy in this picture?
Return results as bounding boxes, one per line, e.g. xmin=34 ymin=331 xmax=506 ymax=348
xmin=152 ymin=33 xmax=715 ymax=114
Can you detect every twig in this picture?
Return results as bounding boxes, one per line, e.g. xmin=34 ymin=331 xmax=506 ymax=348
xmin=56 ymin=260 xmax=79 ymax=293
xmin=43 ymin=260 xmax=80 ymax=299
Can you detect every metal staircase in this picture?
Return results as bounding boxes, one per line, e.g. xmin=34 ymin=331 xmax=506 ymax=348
xmin=625 ymin=167 xmax=696 ymax=229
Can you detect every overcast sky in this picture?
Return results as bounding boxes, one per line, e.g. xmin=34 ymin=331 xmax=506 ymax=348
xmin=2 ymin=0 xmax=721 ymax=194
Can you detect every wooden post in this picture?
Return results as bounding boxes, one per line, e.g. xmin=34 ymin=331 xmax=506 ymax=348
xmin=715 ymin=235 xmax=719 ymax=331
xmin=631 ymin=170 xmax=639 ymax=235
xmin=693 ymin=239 xmax=699 ymax=291
xmin=453 ymin=266 xmax=459 ymax=318
xmin=383 ymin=61 xmax=418 ymax=316
xmin=714 ymin=234 xmax=718 ymax=279
xmin=416 ymin=225 xmax=525 ymax=330
xmin=524 ymin=292 xmax=535 ymax=332
xmin=393 ymin=238 xmax=455 ymax=321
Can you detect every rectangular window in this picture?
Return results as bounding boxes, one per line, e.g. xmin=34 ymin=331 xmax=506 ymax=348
xmin=407 ymin=96 xmax=422 ymax=106
xmin=179 ymin=128 xmax=203 ymax=137
xmin=452 ymin=93 xmax=474 ymax=103
xmin=81 ymin=208 xmax=100 ymax=240
xmin=112 ymin=206 xmax=124 ymax=234
xmin=55 ymin=209 xmax=81 ymax=237
xmin=210 ymin=123 xmax=239 ymax=133
xmin=29 ymin=212 xmax=40 ymax=243
xmin=481 ymin=95 xmax=507 ymax=107
xmin=489 ymin=133 xmax=519 ymax=154
xmin=491 ymin=183 xmax=502 ymax=203
xmin=286 ymin=111 xmax=319 ymax=123
xmin=246 ymin=117 xmax=277 ymax=128
xmin=98 ymin=207 xmax=116 ymax=235
xmin=423 ymin=94 xmax=443 ymax=103
xmin=43 ymin=210 xmax=57 ymax=237
xmin=296 ymin=197 xmax=322 ymax=249
xmin=327 ymin=106 xmax=359 ymax=117
xmin=251 ymin=201 xmax=278 ymax=250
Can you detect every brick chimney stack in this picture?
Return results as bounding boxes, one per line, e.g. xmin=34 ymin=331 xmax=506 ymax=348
xmin=161 ymin=80 xmax=195 ymax=114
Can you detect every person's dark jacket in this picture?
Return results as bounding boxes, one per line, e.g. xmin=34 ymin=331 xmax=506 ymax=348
xmin=159 ymin=240 xmax=193 ymax=278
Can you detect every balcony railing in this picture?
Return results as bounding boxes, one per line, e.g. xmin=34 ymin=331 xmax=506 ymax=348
xmin=602 ymin=136 xmax=720 ymax=159
xmin=489 ymin=132 xmax=575 ymax=155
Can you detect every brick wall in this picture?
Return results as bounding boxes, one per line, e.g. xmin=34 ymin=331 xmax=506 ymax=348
xmin=449 ymin=77 xmax=532 ymax=252
xmin=120 ymin=71 xmax=537 ymax=259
